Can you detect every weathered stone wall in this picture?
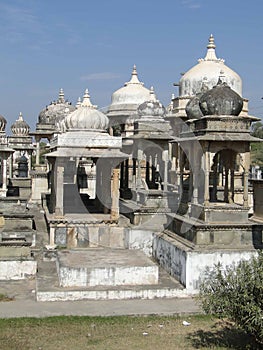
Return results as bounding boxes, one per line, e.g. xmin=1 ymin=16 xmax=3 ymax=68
xmin=0 ymin=260 xmax=37 ymax=280
xmin=152 ymin=232 xmax=257 ymax=291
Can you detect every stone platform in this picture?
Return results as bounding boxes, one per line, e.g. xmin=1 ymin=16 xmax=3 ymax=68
xmin=36 ymin=248 xmax=187 ymax=301
xmin=57 ymin=249 xmax=158 ymax=287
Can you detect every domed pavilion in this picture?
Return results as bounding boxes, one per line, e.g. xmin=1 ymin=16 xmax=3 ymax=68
xmin=46 ymin=89 xmax=127 ymax=248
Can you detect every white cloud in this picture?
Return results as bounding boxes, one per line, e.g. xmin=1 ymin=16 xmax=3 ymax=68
xmin=80 ymin=72 xmax=120 ymax=81
xmin=181 ymin=0 xmax=201 ymax=9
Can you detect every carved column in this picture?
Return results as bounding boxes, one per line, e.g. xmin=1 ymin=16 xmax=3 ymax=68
xmin=204 ymin=149 xmax=210 ymax=206
xmin=162 ymin=149 xmax=169 ymax=191
xmin=2 ymin=157 xmax=7 ymax=191
xmin=243 ymin=151 xmax=250 ymax=207
xmin=55 ymin=159 xmax=64 ymax=216
xmin=136 ymin=149 xmax=143 ymax=188
xmin=8 ymin=154 xmax=13 ymax=179
xmin=111 ymin=168 xmax=120 ymax=221
xmin=35 ymin=136 xmax=41 ymax=166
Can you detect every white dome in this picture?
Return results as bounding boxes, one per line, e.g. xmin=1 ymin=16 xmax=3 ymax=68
xmin=179 ymin=35 xmax=242 ymax=97
xmin=63 ymin=89 xmax=109 ymax=131
xmin=108 ymin=65 xmax=152 ymax=113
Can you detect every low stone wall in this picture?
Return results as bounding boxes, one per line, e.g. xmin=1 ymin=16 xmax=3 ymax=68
xmin=0 ymin=260 xmax=37 ymax=280
xmin=153 ymin=232 xmax=257 ymax=291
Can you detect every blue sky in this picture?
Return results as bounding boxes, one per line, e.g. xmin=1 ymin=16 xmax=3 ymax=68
xmin=0 ymin=0 xmax=262 ymax=130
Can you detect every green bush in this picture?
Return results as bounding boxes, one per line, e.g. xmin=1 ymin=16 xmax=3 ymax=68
xmin=199 ymin=251 xmax=263 ymax=344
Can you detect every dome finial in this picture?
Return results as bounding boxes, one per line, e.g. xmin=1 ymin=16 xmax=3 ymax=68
xmin=204 ymin=34 xmax=218 ymax=61
xmin=58 ymin=88 xmax=65 ymax=103
xmin=76 ymin=97 xmax=82 ymax=108
xmin=125 ymin=64 xmax=143 ymax=85
xmin=81 ymin=89 xmax=97 ymax=108
xmin=207 ymin=34 xmax=216 ymax=49
xmin=18 ymin=112 xmax=23 ymax=121
xmin=149 ymin=86 xmax=157 ymax=101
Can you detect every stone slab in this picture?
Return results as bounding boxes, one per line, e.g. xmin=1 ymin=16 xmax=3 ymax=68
xmin=57 ymin=249 xmax=159 ymax=287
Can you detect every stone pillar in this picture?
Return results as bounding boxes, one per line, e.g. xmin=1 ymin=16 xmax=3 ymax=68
xmin=229 ymin=169 xmax=235 ymax=203
xmin=55 ymin=160 xmax=64 ymax=216
xmin=125 ymin=159 xmax=129 ymax=188
xmin=243 ymin=151 xmax=250 ymax=207
xmin=28 ymin=154 xmax=32 ymax=173
xmin=132 ymin=157 xmax=136 ymax=189
xmin=192 ymin=152 xmax=200 ymax=205
xmin=162 ymin=149 xmax=169 ymax=191
xmin=136 ymin=149 xmax=143 ymax=188
xmin=49 ymin=227 xmax=56 ymax=246
xmin=101 ymin=162 xmax=111 ymax=214
xmin=204 ymin=150 xmax=210 ymax=206
xmin=111 ymin=168 xmax=120 ymax=221
xmin=188 ymin=149 xmax=193 ymax=202
xmin=8 ymin=154 xmax=13 ymax=179
xmin=2 ymin=157 xmax=7 ymax=191
xmin=35 ymin=137 xmax=41 ymax=166
xmin=178 ymin=147 xmax=183 ymax=197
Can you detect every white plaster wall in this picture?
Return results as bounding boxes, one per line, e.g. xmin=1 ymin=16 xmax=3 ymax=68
xmin=58 ymin=265 xmax=158 ymax=287
xmin=152 ymin=234 xmax=258 ymax=292
xmin=186 ymin=250 xmax=257 ymax=292
xmin=124 ymin=229 xmax=154 ymax=256
xmin=0 ymin=260 xmax=37 ymax=280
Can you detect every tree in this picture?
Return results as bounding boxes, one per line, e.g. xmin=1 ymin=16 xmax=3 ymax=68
xmin=199 ymin=252 xmax=263 ymax=345
xmin=251 ymin=121 xmax=263 ymax=167
xmin=251 ymin=121 xmax=263 ymax=139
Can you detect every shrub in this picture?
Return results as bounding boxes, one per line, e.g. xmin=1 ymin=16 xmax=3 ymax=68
xmin=199 ymin=251 xmax=263 ymax=344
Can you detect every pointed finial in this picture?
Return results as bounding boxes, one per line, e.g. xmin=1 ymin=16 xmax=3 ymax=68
xmin=58 ymin=88 xmax=65 ymax=103
xmin=18 ymin=112 xmax=23 ymax=121
xmin=207 ymin=34 xmax=216 ymax=49
xmin=203 ymin=34 xmax=219 ymax=61
xmin=132 ymin=64 xmax=137 ymax=75
xmin=76 ymin=97 xmax=82 ymax=108
xmin=81 ymin=89 xmax=96 ymax=108
xmin=171 ymin=93 xmax=175 ymax=100
xmin=125 ymin=64 xmax=143 ymax=85
xmin=149 ymin=86 xmax=157 ymax=101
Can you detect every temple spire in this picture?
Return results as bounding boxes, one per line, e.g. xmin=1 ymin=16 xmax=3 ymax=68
xmin=204 ymin=34 xmax=218 ymax=61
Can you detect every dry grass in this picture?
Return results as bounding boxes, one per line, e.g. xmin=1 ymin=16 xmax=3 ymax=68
xmin=0 ymin=315 xmax=260 ymax=350
xmin=0 ymin=293 xmax=13 ymax=302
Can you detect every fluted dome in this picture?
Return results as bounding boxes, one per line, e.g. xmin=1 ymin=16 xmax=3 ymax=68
xmin=11 ymin=112 xmax=30 ymax=136
xmin=63 ymin=89 xmax=109 ymax=131
xmin=107 ymin=65 xmax=152 ymax=115
xmin=137 ymin=87 xmax=166 ymax=119
xmin=199 ymin=79 xmax=243 ymax=116
xmin=0 ymin=114 xmax=7 ymax=132
xmin=185 ymin=94 xmax=203 ymax=120
xmin=38 ymin=88 xmax=76 ymax=126
xmin=179 ymin=35 xmax=242 ymax=97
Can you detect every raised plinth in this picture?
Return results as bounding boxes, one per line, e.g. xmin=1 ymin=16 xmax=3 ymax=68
xmin=57 ymin=249 xmax=159 ymax=287
xmin=191 ymin=203 xmax=249 ymax=223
